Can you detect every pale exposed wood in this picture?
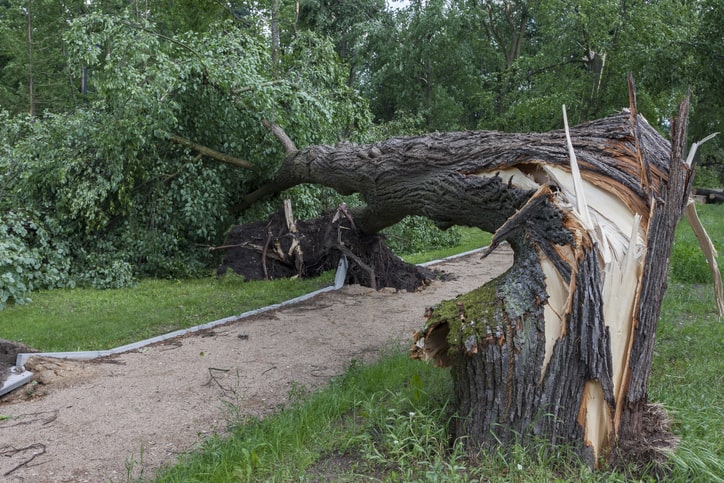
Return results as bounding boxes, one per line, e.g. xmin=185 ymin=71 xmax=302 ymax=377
xmin=562 ymin=104 xmax=593 ymax=228
xmin=685 ymin=200 xmax=724 ymax=316
xmin=283 ymin=198 xmax=303 ymax=275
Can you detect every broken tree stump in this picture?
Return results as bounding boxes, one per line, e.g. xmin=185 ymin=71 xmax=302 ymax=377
xmin=234 ymin=78 xmax=720 ymax=470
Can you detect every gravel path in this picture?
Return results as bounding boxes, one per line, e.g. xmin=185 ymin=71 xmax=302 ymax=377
xmin=0 ymin=247 xmax=513 ymax=482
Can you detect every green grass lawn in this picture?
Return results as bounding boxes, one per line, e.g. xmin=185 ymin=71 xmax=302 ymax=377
xmin=401 ymin=227 xmax=491 ymax=265
xmin=0 ymin=272 xmax=334 ymax=352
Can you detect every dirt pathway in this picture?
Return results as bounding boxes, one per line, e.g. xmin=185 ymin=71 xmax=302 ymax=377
xmin=0 ymin=248 xmax=512 ymax=482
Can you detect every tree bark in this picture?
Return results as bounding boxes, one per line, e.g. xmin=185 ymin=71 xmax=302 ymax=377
xmin=27 ymin=0 xmax=35 ymax=117
xmin=407 ymin=98 xmax=692 ymax=468
xmin=270 ymin=0 xmax=281 ymax=77
xmin=246 ymin=84 xmax=701 ymax=468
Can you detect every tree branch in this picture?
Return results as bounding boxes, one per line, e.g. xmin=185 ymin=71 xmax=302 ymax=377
xmin=262 ymin=119 xmax=297 ymax=154
xmin=236 ymin=181 xmax=289 ymax=212
xmin=230 ymin=80 xmax=284 ymax=97
xmin=168 ymin=134 xmax=258 ymax=171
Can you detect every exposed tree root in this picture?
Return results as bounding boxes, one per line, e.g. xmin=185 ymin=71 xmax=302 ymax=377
xmin=215 ymin=206 xmax=437 ymax=292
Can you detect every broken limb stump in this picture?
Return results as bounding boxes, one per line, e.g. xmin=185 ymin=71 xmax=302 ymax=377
xmin=407 ymin=95 xmax=701 ymax=469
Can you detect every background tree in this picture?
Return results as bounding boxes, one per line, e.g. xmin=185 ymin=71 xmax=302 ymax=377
xmin=0 ymin=5 xmax=371 ymax=307
xmin=0 ymin=0 xmax=87 ymax=114
xmin=359 ymin=0 xmax=483 ymax=130
xmin=689 ymin=0 xmax=723 ymax=186
xmin=297 ymin=0 xmax=387 ymax=87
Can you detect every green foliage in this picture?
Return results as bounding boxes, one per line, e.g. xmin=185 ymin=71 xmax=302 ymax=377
xmin=0 ymin=8 xmax=372 ymax=300
xmin=0 ymin=210 xmax=73 ymax=309
xmin=384 ymin=216 xmax=461 ymax=256
xmin=688 ymin=0 xmax=723 ymax=170
xmin=280 ymin=184 xmax=349 ymax=221
xmin=694 ymin=166 xmax=723 ymax=189
xmin=0 ymin=0 xmax=85 ymax=114
xmin=360 ymin=0 xmax=481 ymax=131
xmin=297 ymin=0 xmax=387 ymax=80
xmin=353 ymin=0 xmax=720 ymax=140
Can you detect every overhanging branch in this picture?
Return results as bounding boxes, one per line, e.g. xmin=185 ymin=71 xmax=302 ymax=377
xmin=262 ymin=119 xmax=297 ymax=155
xmin=168 ymin=134 xmax=258 ymax=172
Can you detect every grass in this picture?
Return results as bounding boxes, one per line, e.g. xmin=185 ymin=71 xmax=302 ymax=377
xmin=649 ymin=280 xmax=724 ymax=481
xmin=402 ymin=227 xmax=491 ymax=265
xmin=0 ymin=271 xmax=333 ymax=352
xmin=670 ymin=202 xmax=724 ymax=283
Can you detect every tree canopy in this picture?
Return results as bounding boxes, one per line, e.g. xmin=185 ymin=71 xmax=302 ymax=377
xmin=1 ymin=0 xmax=721 ymax=308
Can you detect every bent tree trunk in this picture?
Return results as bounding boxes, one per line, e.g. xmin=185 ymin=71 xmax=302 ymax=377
xmin=253 ymin=86 xmax=703 ymax=467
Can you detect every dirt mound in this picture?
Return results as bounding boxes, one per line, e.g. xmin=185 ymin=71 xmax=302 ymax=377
xmin=2 ymin=357 xmax=108 ymax=403
xmin=0 ymin=339 xmax=37 ymax=384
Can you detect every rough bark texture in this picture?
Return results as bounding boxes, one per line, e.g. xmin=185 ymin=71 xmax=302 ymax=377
xmin=263 ymin=110 xmax=668 ymax=236
xmin=238 ymin=88 xmax=698 ymax=470
xmin=406 ymin=99 xmax=690 ymax=469
xmin=614 ymin=100 xmax=692 ymax=465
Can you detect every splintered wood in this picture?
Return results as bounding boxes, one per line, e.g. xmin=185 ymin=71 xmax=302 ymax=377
xmin=409 ymin=92 xmax=718 ymax=466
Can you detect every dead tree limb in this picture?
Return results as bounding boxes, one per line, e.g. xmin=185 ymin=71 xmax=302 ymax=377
xmin=262 ymin=119 xmax=297 ymax=154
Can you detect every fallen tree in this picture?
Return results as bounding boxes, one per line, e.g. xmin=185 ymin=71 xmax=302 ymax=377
xmin=220 ymin=79 xmax=721 ymax=470
xmin=694 ymin=186 xmax=724 ymax=204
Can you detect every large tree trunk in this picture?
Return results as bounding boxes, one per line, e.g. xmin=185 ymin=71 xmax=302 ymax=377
xmin=246 ymin=83 xmax=706 ymax=468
